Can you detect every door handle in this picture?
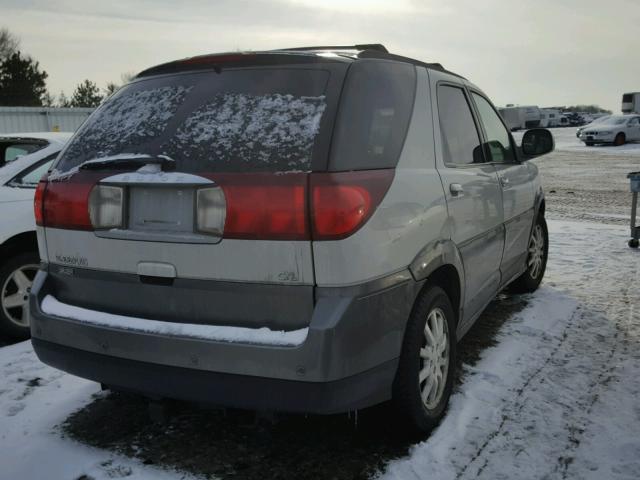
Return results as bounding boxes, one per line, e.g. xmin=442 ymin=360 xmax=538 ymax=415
xmin=499 ymin=175 xmax=510 ymax=187
xmin=450 ymin=183 xmax=464 ymax=196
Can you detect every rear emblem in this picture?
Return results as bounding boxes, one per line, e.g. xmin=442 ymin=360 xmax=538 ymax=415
xmin=55 ymin=254 xmax=88 ymax=267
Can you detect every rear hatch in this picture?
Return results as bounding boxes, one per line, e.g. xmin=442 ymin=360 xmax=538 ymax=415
xmin=36 ymin=54 xmax=415 ymax=331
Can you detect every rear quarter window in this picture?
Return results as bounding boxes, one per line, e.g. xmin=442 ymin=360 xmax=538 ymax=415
xmin=329 ymin=60 xmax=416 ymax=171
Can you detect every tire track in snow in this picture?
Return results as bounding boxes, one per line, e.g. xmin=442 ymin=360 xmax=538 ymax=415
xmin=555 ymin=281 xmax=637 ymax=479
xmin=454 ymin=306 xmax=583 ymax=479
xmin=457 ymin=224 xmax=639 ymax=480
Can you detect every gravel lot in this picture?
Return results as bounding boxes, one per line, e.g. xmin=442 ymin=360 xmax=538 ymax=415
xmin=528 ymin=128 xmax=640 ymax=225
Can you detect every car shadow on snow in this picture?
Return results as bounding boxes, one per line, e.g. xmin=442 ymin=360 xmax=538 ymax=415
xmin=61 ymin=293 xmax=528 ymax=480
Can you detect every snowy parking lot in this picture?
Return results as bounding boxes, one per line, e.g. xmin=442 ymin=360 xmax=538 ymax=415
xmin=1 ymin=128 xmax=639 ymax=480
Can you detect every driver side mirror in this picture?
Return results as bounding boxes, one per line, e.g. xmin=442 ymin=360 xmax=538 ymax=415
xmin=520 ymin=128 xmax=554 ymax=160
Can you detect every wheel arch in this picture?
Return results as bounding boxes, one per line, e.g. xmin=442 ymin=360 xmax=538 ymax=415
xmin=0 ymin=231 xmax=38 ymax=265
xmin=409 ymin=239 xmax=464 ymax=327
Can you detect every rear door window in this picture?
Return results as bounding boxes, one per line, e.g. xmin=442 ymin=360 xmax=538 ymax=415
xmin=55 ymin=67 xmax=340 ymax=174
xmin=437 ymin=85 xmax=484 ymax=165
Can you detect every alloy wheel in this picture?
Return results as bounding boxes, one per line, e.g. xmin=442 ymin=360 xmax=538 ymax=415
xmin=1 ymin=264 xmax=38 ymax=328
xmin=419 ymin=307 xmax=450 ymax=410
xmin=528 ymin=224 xmax=545 ymax=279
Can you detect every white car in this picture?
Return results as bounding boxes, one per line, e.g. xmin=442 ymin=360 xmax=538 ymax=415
xmin=0 ymin=133 xmax=71 ymax=339
xmin=576 ymin=115 xmax=610 ymax=138
xmin=579 ymin=115 xmax=640 ymax=146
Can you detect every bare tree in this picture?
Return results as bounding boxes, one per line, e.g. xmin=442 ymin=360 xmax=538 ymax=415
xmin=0 ymin=28 xmax=19 ymax=61
xmin=120 ymin=71 xmax=136 ymax=84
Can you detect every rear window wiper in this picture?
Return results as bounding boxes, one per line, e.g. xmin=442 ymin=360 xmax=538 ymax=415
xmin=79 ymin=154 xmax=175 ymax=171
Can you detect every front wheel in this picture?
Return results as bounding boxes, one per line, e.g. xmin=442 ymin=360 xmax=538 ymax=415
xmin=509 ymin=215 xmax=548 ymax=293
xmin=393 ymin=286 xmax=456 ymax=433
xmin=614 ymin=133 xmax=626 ymax=146
xmin=0 ymin=251 xmax=39 ymax=340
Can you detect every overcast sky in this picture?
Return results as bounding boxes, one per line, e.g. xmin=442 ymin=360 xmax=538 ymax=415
xmin=3 ymin=0 xmax=639 ymax=112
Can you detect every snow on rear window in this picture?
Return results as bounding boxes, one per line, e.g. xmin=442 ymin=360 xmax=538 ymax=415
xmin=162 ymin=93 xmax=326 ymax=172
xmin=57 ymin=86 xmax=191 ymax=172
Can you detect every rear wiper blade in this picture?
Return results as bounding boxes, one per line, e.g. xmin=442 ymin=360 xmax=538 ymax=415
xmin=79 ymin=154 xmax=175 ymax=171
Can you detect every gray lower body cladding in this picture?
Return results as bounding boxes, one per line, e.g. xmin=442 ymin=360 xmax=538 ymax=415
xmin=47 ymin=265 xmax=313 ymax=331
xmin=29 ymin=269 xmax=422 ymax=413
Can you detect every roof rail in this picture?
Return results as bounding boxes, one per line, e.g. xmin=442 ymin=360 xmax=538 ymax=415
xmin=277 ymin=44 xmax=388 ymax=53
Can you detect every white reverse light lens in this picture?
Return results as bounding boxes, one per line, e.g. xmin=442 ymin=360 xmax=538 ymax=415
xmin=196 ymin=186 xmax=226 ymax=236
xmin=89 ymin=185 xmax=123 ymax=229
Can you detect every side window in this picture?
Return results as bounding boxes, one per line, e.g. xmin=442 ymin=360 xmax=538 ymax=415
xmin=472 ymin=93 xmax=516 ymax=163
xmin=10 ymin=154 xmax=57 ymax=187
xmin=3 ymin=143 xmax=44 ymax=163
xmin=437 ymin=85 xmax=484 ymax=165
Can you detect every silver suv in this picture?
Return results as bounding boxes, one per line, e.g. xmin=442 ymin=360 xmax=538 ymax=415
xmin=30 ymin=44 xmax=553 ymax=432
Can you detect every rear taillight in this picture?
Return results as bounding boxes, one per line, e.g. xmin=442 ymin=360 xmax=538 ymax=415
xmin=209 ymin=173 xmax=308 ymax=240
xmin=34 ymin=180 xmax=47 ymax=226
xmin=203 ymin=169 xmax=394 ymax=241
xmin=42 ymin=178 xmax=98 ymax=230
xmin=88 ymin=185 xmax=124 ymax=229
xmin=310 ymin=170 xmax=394 ymax=240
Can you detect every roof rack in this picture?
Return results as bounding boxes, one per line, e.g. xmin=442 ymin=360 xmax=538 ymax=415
xmin=277 ymin=44 xmax=389 ymax=53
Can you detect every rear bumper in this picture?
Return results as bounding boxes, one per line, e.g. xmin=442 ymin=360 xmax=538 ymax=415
xmin=32 ymin=338 xmax=398 ymax=414
xmin=30 ymin=269 xmax=421 ymax=413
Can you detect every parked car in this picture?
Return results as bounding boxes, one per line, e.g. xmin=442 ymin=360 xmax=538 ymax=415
xmin=579 ymin=114 xmax=640 ymax=146
xmin=576 ymin=115 xmax=611 ymax=138
xmin=29 ymin=45 xmax=553 ymax=432
xmin=0 ymin=133 xmax=71 ymax=339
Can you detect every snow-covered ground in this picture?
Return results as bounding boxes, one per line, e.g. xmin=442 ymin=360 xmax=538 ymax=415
xmin=0 ymin=342 xmax=198 ymax=480
xmin=1 ymin=130 xmax=639 ymax=479
xmin=382 ymin=221 xmax=640 ymax=479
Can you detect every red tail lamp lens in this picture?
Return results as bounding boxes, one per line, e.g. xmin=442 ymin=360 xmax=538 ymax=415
xmin=310 ymin=169 xmax=394 ymax=240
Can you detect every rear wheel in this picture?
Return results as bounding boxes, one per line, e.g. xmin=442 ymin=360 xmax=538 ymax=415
xmin=509 ymin=215 xmax=548 ymax=293
xmin=614 ymin=133 xmax=626 ymax=146
xmin=0 ymin=252 xmax=39 ymax=340
xmin=393 ymin=286 xmax=456 ymax=433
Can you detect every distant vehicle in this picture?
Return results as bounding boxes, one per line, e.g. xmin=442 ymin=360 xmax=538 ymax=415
xmin=540 ymin=109 xmax=562 ymax=128
xmin=0 ymin=133 xmax=71 ymax=339
xmin=559 ymin=115 xmax=571 ymax=127
xmin=622 ymin=92 xmax=640 ymax=114
xmin=576 ymin=115 xmax=611 ymax=138
xmin=579 ymin=114 xmax=640 ymax=146
xmin=498 ymin=106 xmax=541 ymax=131
xmin=0 ymin=134 xmax=58 ymax=168
xmin=563 ymin=112 xmax=586 ymax=127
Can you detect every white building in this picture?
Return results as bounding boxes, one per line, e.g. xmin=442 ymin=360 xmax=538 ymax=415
xmin=0 ymin=107 xmax=93 ymax=133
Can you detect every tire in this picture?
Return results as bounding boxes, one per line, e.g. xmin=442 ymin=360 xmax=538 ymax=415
xmin=509 ymin=215 xmax=548 ymax=294
xmin=0 ymin=251 xmax=39 ymax=340
xmin=629 ymin=239 xmax=639 ymax=249
xmin=393 ymin=285 xmax=456 ymax=433
xmin=614 ymin=132 xmax=626 ymax=146
xmin=585 ymin=142 xmax=594 ymax=147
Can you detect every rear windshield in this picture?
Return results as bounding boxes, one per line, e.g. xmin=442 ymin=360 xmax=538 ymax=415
xmin=54 ymin=67 xmax=334 ymax=173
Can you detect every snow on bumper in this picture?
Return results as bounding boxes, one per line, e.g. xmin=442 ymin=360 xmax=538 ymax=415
xmin=41 ymin=295 xmax=308 ymax=347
